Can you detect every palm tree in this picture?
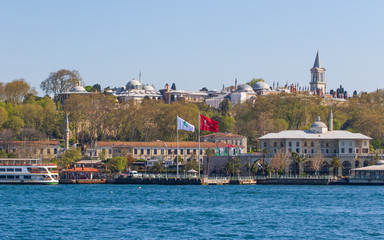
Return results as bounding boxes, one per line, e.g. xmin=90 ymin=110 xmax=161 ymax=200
xmin=290 ymin=152 xmax=307 ymax=176
xmin=245 ymin=161 xmax=252 ymax=177
xmin=204 ymin=148 xmax=215 ymax=178
xmin=262 ymin=148 xmax=269 ymax=175
xmin=331 ymin=156 xmax=340 ymax=176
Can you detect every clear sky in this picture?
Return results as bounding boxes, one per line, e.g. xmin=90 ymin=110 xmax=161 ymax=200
xmin=0 ymin=0 xmax=383 ymax=95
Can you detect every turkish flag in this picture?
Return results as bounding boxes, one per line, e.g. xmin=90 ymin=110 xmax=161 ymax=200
xmin=200 ymin=114 xmax=219 ymax=133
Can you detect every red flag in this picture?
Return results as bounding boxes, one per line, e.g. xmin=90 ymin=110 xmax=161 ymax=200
xmin=200 ymin=114 xmax=219 ymax=133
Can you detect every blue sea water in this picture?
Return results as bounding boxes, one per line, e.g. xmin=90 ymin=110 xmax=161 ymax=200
xmin=0 ymin=185 xmax=384 ymax=240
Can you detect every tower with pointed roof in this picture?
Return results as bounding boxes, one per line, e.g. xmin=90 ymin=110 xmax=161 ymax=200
xmin=310 ymin=51 xmax=326 ymax=95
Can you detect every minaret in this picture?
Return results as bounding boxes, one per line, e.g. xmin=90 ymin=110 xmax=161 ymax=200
xmin=64 ymin=114 xmax=70 ymax=150
xmin=235 ymin=78 xmax=238 ymax=90
xmin=329 ymin=108 xmax=333 ymax=131
xmin=310 ymin=51 xmax=326 ymax=95
xmin=139 ymin=70 xmax=142 ymax=84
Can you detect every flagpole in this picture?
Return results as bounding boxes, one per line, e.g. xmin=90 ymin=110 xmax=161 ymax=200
xmin=177 ymin=127 xmax=179 ymax=178
xmin=198 ymin=112 xmax=200 ymax=178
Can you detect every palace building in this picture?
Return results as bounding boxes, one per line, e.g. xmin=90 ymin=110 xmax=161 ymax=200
xmin=259 ymin=110 xmax=372 ymax=176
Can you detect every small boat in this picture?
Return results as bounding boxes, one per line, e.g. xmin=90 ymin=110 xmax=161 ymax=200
xmin=0 ymin=158 xmax=59 ymax=184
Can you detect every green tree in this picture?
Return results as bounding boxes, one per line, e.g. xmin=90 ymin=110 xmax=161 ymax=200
xmin=184 ymin=160 xmax=198 ymax=172
xmin=290 ymin=152 xmax=307 ymax=176
xmin=107 ymin=156 xmax=127 ymax=173
xmin=4 ymin=79 xmax=33 ymax=104
xmin=219 ymin=99 xmax=232 ymax=115
xmin=59 ymin=148 xmax=82 ymax=168
xmin=331 ymin=156 xmax=341 ymax=176
xmin=224 ymin=157 xmax=242 ymax=178
xmin=204 ymin=148 xmax=215 ymax=177
xmin=3 ymin=116 xmax=24 ymax=134
xmin=246 ymin=78 xmax=264 ymax=87
xmin=150 ymin=161 xmax=164 ymax=173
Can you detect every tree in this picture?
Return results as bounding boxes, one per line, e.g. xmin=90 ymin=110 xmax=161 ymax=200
xmin=58 ymin=148 xmax=81 ymax=168
xmin=184 ymin=160 xmax=198 ymax=172
xmin=219 ymin=99 xmax=232 ymax=114
xmin=262 ymin=148 xmax=269 ymax=175
xmin=246 ymin=78 xmax=264 ymax=87
xmin=92 ymin=84 xmax=101 ymax=92
xmin=311 ymin=154 xmax=324 ymax=176
xmin=270 ymin=151 xmax=286 ymax=175
xmin=290 ymin=152 xmax=307 ymax=176
xmin=331 ymin=156 xmax=341 ymax=177
xmin=204 ymin=148 xmax=215 ymax=177
xmin=85 ymin=86 xmax=93 ymax=92
xmin=224 ymin=157 xmax=242 ymax=178
xmin=126 ymin=156 xmax=136 ymax=170
xmin=3 ymin=116 xmax=24 ymax=135
xmin=4 ymin=79 xmax=32 ymax=104
xmin=200 ymin=87 xmax=208 ymax=91
xmin=171 ymin=83 xmax=176 ymax=90
xmin=150 ymin=161 xmax=164 ymax=173
xmin=107 ymin=156 xmax=127 ymax=173
xmin=40 ymin=69 xmax=82 ymax=96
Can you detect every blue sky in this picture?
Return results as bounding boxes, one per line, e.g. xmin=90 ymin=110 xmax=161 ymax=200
xmin=0 ymin=0 xmax=383 ymax=95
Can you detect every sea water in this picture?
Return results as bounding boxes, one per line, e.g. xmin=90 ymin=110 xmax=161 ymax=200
xmin=0 ymin=185 xmax=383 ymax=239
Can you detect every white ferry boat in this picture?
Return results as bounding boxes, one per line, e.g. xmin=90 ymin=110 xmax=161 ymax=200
xmin=0 ymin=158 xmax=59 ymax=184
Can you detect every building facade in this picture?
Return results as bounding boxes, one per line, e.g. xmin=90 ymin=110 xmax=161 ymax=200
xmin=259 ymin=110 xmax=372 ymax=176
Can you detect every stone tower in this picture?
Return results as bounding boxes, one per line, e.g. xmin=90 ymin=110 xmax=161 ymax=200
xmin=310 ymin=51 xmax=326 ymax=95
xmin=329 ymin=108 xmax=333 ymax=131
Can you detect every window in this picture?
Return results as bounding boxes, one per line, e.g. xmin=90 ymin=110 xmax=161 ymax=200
xmin=54 ymin=148 xmax=57 ymax=154
xmin=364 ymin=141 xmax=368 ymax=147
xmin=7 ymin=175 xmax=14 ymax=179
xmin=280 ymin=142 xmax=284 ymax=147
xmin=304 ymin=149 xmax=307 ymax=154
xmin=263 ymin=142 xmax=267 ymax=148
xmin=311 ymin=142 xmax=314 ymax=147
xmin=326 ymin=149 xmax=329 ymax=154
xmin=0 ymin=175 xmax=5 ymax=179
xmin=349 ymin=148 xmax=353 ymax=153
xmin=140 ymin=149 xmax=144 ymax=155
xmin=356 ymin=149 xmax=359 ymax=154
xmin=174 ymin=149 xmax=177 ymax=154
xmin=311 ymin=149 xmax=314 ymax=154
xmin=274 ymin=142 xmax=277 ymax=147
xmin=154 ymin=149 xmax=158 ymax=155
xmin=296 ymin=148 xmax=300 ymax=153
xmin=341 ymin=148 xmax=345 ymax=153
xmin=134 ymin=149 xmax=138 ymax=155
xmin=0 ymin=168 xmax=4 ymax=172
xmin=168 ymin=149 xmax=171 ymax=155
xmin=24 ymin=175 xmax=31 ymax=179
xmin=7 ymin=168 xmax=14 ymax=172
xmin=40 ymin=149 xmax=44 ymax=154
xmin=15 ymin=168 xmax=22 ymax=172
xmin=326 ymin=142 xmax=329 ymax=147
xmin=161 ymin=149 xmax=164 ymax=155
xmin=187 ymin=149 xmax=190 ymax=154
xmin=180 ymin=149 xmax=184 ymax=155
xmin=193 ymin=149 xmax=196 ymax=154
xmin=288 ymin=142 xmax=292 ymax=147
xmin=109 ymin=149 xmax=112 ymax=154
xmin=200 ymin=150 xmax=203 ymax=155
xmin=304 ymin=142 xmax=307 ymax=147
xmin=47 ymin=148 xmax=51 ymax=154
xmin=147 ymin=149 xmax=150 ymax=155
xmin=296 ymin=142 xmax=299 ymax=147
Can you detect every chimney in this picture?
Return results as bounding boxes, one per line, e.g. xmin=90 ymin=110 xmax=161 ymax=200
xmin=329 ymin=108 xmax=333 ymax=131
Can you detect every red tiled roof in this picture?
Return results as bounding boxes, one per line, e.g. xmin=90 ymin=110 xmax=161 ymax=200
xmin=62 ymin=167 xmax=100 ymax=173
xmin=96 ymin=141 xmax=243 ymax=148
xmin=200 ymin=132 xmax=244 ymax=139
xmin=0 ymin=140 xmax=60 ymax=146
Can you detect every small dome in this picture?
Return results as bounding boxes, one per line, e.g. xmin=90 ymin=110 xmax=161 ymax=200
xmin=253 ymin=82 xmax=271 ymax=91
xmin=238 ymin=84 xmax=254 ymax=92
xmin=71 ymin=86 xmax=87 ymax=92
xmin=310 ymin=121 xmax=327 ymax=129
xmin=144 ymin=85 xmax=155 ymax=90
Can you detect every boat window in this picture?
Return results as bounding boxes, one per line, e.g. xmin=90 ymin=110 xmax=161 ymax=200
xmin=6 ymin=168 xmax=14 ymax=172
xmin=0 ymin=168 xmax=5 ymax=172
xmin=7 ymin=175 xmax=14 ymax=179
xmin=15 ymin=175 xmax=20 ymax=179
xmin=0 ymin=175 xmax=5 ymax=179
xmin=24 ymin=176 xmax=31 ymax=179
xmin=15 ymin=168 xmax=22 ymax=172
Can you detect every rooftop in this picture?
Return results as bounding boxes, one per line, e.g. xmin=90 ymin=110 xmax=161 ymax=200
xmin=259 ymin=130 xmax=371 ymax=140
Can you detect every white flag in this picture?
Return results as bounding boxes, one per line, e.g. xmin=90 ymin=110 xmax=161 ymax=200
xmin=177 ymin=116 xmax=195 ymax=132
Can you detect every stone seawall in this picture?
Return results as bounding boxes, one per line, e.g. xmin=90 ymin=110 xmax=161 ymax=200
xmin=114 ymin=177 xmax=202 ymax=185
xmin=257 ymin=178 xmax=331 ymax=185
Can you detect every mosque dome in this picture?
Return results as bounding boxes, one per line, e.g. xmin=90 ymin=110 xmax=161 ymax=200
xmin=70 ymin=85 xmax=87 ymax=92
xmin=310 ymin=116 xmax=328 ymax=133
xmin=126 ymin=79 xmax=142 ymax=90
xmin=253 ymin=82 xmax=271 ymax=91
xmin=143 ymin=85 xmax=155 ymax=91
xmin=238 ymin=84 xmax=254 ymax=92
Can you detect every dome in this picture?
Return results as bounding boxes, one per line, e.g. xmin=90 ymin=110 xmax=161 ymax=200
xmin=253 ymin=82 xmax=271 ymax=91
xmin=238 ymin=84 xmax=254 ymax=92
xmin=128 ymin=79 xmax=141 ymax=86
xmin=144 ymin=85 xmax=155 ymax=91
xmin=310 ymin=116 xmax=328 ymax=133
xmin=70 ymin=85 xmax=87 ymax=92
xmin=126 ymin=79 xmax=142 ymax=90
